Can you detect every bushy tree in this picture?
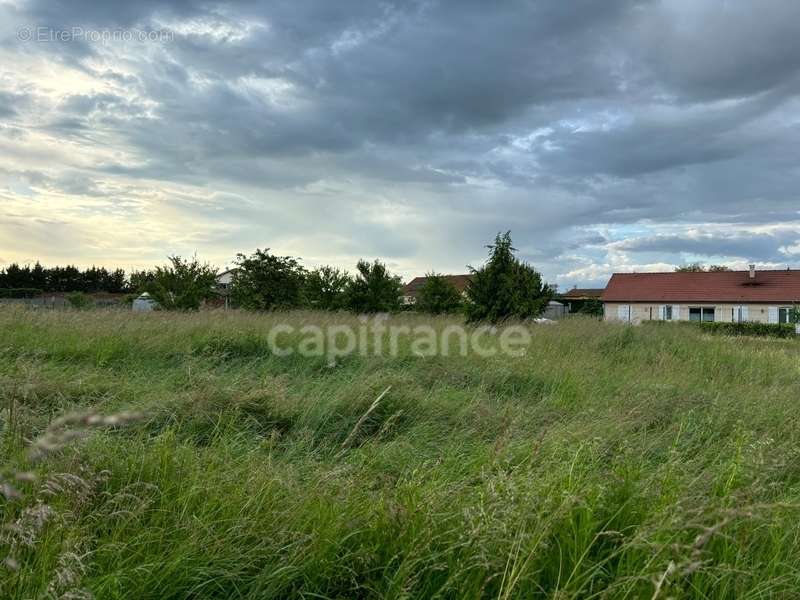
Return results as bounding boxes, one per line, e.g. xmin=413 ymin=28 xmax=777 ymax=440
xmin=304 ymin=265 xmax=351 ymax=310
xmin=576 ymin=297 xmax=603 ymax=317
xmin=465 ymin=232 xmax=553 ymax=323
xmin=344 ymin=259 xmax=402 ymax=313
xmin=416 ymin=272 xmax=463 ymax=314
xmin=231 ymin=248 xmax=306 ymax=310
xmin=128 ymin=269 xmax=155 ymax=293
xmin=144 ymin=255 xmax=218 ymax=311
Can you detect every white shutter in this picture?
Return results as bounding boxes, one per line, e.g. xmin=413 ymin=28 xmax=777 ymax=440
xmin=672 ymin=305 xmax=680 ymax=321
xmin=768 ymin=307 xmax=779 ymax=324
xmin=617 ymin=305 xmax=629 ymax=321
xmin=740 ymin=306 xmax=749 ymax=322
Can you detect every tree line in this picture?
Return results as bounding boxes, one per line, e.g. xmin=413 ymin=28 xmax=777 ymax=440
xmin=2 ymin=232 xmax=554 ymax=322
xmin=0 ymin=263 xmax=130 ymax=294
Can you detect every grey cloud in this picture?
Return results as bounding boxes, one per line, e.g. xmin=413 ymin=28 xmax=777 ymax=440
xmin=4 ymin=0 xmax=800 ymax=286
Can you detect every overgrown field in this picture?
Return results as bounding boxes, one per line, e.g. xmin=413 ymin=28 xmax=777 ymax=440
xmin=2 ymin=308 xmax=800 ymax=598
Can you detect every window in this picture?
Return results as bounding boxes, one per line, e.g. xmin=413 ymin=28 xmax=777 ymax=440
xmin=689 ymin=307 xmax=715 ymax=322
xmin=664 ymin=305 xmax=673 ymax=320
xmin=778 ymin=307 xmax=794 ymax=324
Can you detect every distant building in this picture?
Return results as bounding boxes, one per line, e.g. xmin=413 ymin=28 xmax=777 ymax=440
xmin=215 ymin=269 xmax=239 ymax=291
xmin=542 ymin=300 xmax=567 ymax=320
xmin=401 ymin=274 xmax=473 ymax=305
xmin=602 ymin=266 xmax=800 ymax=324
xmin=132 ymin=292 xmax=157 ymax=312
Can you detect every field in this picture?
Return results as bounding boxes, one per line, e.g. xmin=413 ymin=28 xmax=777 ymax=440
xmin=1 ymin=308 xmax=800 ymax=599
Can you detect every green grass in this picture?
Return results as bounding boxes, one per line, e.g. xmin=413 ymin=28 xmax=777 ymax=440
xmin=2 ymin=307 xmax=800 ymax=598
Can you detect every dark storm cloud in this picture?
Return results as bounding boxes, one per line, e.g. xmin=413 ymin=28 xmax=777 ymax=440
xmin=618 ymin=230 xmax=800 ymax=263
xmin=4 ymin=0 xmax=800 ymax=282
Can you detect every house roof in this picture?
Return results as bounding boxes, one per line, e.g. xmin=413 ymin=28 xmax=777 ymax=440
xmin=403 ymin=274 xmax=473 ymax=296
xmin=602 ymin=270 xmax=800 ymax=303
xmin=561 ymin=287 xmax=604 ymax=299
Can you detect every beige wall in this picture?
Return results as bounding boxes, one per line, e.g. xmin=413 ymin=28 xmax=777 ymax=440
xmin=604 ymin=302 xmax=789 ymax=324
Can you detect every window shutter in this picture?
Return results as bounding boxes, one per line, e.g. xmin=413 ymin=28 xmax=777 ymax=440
xmin=768 ymin=307 xmax=778 ymax=324
xmin=617 ymin=305 xmax=629 ymax=321
xmin=658 ymin=305 xmax=664 ymax=320
xmin=740 ymin=306 xmax=749 ymax=322
xmin=672 ymin=305 xmax=680 ymax=321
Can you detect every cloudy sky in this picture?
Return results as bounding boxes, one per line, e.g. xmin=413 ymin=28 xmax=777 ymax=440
xmin=1 ymin=0 xmax=799 ymax=288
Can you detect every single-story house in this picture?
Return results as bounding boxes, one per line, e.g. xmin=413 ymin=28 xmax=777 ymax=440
xmin=401 ymin=274 xmax=473 ymax=305
xmin=602 ymin=266 xmax=800 ymax=324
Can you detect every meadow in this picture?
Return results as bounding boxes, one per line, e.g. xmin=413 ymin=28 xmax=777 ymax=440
xmin=1 ymin=307 xmax=800 ymax=599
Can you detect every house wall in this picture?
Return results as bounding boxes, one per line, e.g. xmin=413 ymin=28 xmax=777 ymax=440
xmin=603 ymin=302 xmax=790 ymax=324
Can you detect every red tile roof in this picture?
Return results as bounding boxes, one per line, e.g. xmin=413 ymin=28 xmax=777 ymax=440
xmin=602 ymin=270 xmax=800 ymax=303
xmin=403 ymin=274 xmax=473 ymax=297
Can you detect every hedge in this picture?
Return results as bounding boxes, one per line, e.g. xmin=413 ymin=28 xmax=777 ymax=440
xmin=0 ymin=288 xmax=43 ymax=299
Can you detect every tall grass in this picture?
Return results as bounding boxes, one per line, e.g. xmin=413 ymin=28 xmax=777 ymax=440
xmin=1 ymin=307 xmax=800 ymax=598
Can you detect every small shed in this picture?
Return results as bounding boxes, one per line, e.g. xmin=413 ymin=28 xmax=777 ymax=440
xmin=542 ymin=300 xmax=567 ymax=320
xmin=132 ymin=292 xmax=158 ymax=312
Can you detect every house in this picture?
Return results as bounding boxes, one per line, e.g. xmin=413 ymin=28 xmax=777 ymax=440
xmin=215 ymin=268 xmax=239 ymax=291
xmin=602 ymin=265 xmax=800 ymax=324
xmin=401 ymin=274 xmax=473 ymax=305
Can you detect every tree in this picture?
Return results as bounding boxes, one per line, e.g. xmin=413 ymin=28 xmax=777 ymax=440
xmin=304 ymin=265 xmax=351 ymax=310
xmin=675 ymin=263 xmax=731 ymax=272
xmin=416 ymin=273 xmax=463 ymax=314
xmin=344 ymin=259 xmax=402 ymax=313
xmin=231 ymin=248 xmax=306 ymax=310
xmin=465 ymin=232 xmax=553 ymax=323
xmin=576 ymin=297 xmax=603 ymax=317
xmin=128 ymin=269 xmax=155 ymax=293
xmin=144 ymin=255 xmax=218 ymax=311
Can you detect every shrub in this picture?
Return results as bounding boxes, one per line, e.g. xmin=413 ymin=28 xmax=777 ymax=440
xmin=415 ymin=273 xmax=463 ymax=314
xmin=697 ymin=321 xmax=796 ymax=338
xmin=66 ymin=292 xmax=93 ymax=310
xmin=575 ymin=297 xmax=603 ymax=317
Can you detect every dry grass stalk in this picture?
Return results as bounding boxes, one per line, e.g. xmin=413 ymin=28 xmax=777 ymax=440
xmin=339 ymin=386 xmax=392 ymax=451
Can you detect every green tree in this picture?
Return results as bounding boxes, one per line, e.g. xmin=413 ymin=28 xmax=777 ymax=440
xmin=416 ymin=273 xmax=463 ymax=314
xmin=675 ymin=263 xmax=731 ymax=272
xmin=231 ymin=248 xmax=306 ymax=310
xmin=304 ymin=265 xmax=351 ymax=310
xmin=145 ymin=255 xmax=218 ymax=311
xmin=576 ymin=297 xmax=603 ymax=317
xmin=465 ymin=232 xmax=553 ymax=323
xmin=344 ymin=259 xmax=402 ymax=313
xmin=675 ymin=263 xmax=705 ymax=272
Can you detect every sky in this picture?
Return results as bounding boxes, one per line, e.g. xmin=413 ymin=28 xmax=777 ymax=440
xmin=1 ymin=0 xmax=799 ymax=289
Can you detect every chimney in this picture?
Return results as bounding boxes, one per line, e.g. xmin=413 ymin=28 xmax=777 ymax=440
xmin=749 ymin=264 xmax=756 ymax=279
